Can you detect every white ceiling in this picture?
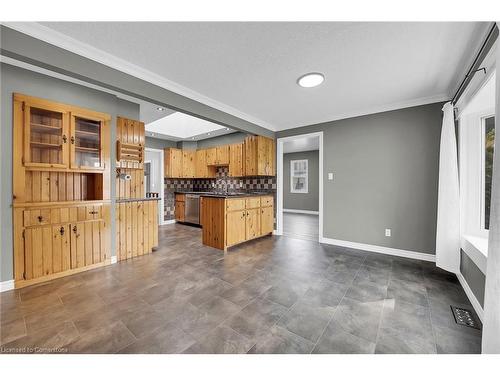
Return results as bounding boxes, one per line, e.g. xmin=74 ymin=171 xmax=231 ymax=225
xmin=145 ymin=111 xmax=233 ymax=140
xmin=283 ymin=136 xmax=320 ymax=153
xmin=21 ymin=22 xmax=492 ymax=130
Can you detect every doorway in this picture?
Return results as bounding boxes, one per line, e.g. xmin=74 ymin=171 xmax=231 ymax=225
xmin=144 ymin=148 xmax=165 ymax=225
xmin=276 ymin=132 xmax=323 ymax=242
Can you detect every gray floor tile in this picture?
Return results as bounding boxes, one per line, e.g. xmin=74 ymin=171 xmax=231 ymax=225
xmin=346 ymin=278 xmax=388 ymax=303
xmin=313 ymin=320 xmax=375 ymax=354
xmin=330 ymin=297 xmax=384 ymax=343
xmin=184 ymin=325 xmax=254 ymax=354
xmin=248 ymin=326 xmax=315 ymax=354
xmin=277 ymin=300 xmax=336 ymax=342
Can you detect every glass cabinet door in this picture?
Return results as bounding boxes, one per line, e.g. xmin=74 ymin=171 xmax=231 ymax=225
xmin=24 ymin=104 xmax=69 ymax=168
xmin=71 ymin=115 xmax=104 ymax=170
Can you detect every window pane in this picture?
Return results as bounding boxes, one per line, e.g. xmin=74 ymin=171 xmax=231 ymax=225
xmin=485 ymin=116 xmax=495 ymax=230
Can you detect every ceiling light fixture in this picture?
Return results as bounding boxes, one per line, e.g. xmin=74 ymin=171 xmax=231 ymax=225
xmin=156 ymin=107 xmax=165 ymax=112
xmin=297 ymin=72 xmax=325 ymax=88
xmin=207 ymin=132 xmax=211 ymax=135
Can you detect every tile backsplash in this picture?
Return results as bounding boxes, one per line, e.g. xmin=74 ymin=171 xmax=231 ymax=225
xmin=164 ymin=167 xmax=276 ymax=221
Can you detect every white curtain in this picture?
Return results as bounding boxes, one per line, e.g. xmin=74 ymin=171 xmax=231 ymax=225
xmin=435 ymin=102 xmax=460 ymax=273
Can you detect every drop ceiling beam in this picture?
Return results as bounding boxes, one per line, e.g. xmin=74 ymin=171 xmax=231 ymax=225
xmin=0 ymin=25 xmax=274 ymax=138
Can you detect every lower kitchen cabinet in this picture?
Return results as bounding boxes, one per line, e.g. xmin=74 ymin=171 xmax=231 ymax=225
xmin=202 ymin=195 xmax=274 ymax=250
xmin=226 ymin=210 xmax=246 ymax=247
xmin=15 ymin=202 xmax=111 ymax=288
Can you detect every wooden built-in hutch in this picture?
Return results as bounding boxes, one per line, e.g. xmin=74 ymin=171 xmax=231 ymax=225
xmin=12 ymin=93 xmax=112 ymax=288
xmin=12 ymin=96 xmax=159 ymax=289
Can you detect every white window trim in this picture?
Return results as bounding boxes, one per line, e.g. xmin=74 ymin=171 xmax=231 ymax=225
xmin=290 ymin=159 xmax=308 ymax=194
xmin=458 ymin=108 xmax=494 ymax=266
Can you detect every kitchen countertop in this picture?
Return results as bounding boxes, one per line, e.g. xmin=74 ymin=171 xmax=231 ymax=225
xmin=116 ymin=197 xmax=161 ymax=203
xmin=174 ymin=191 xmax=273 ymax=199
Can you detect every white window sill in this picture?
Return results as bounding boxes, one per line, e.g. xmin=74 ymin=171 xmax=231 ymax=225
xmin=461 ymin=235 xmax=488 ymax=274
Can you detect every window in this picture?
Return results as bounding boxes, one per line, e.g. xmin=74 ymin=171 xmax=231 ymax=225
xmin=290 ymin=159 xmax=308 ymax=193
xmin=483 ymin=116 xmax=495 ymax=230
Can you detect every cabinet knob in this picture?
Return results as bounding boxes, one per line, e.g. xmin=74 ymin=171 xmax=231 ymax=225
xmin=38 ymin=215 xmax=43 ymax=223
xmin=60 ymin=226 xmax=65 ymax=235
xmin=70 ymin=136 xmax=75 ymax=144
xmin=73 ymin=225 xmax=77 ymax=234
xmin=62 ymin=135 xmax=67 ymax=143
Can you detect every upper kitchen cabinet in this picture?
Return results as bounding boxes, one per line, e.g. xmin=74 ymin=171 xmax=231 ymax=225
xmin=206 ymin=145 xmax=230 ymax=166
xmin=21 ymin=96 xmax=70 ymax=169
xmin=164 ymin=148 xmax=183 ymax=178
xmin=182 ymin=150 xmax=196 ymax=178
xmin=195 ymin=149 xmax=216 ymax=178
xmin=245 ymin=135 xmax=275 ymax=176
xmin=70 ymin=112 xmax=108 ymax=170
xmin=229 ymin=143 xmax=244 ymax=177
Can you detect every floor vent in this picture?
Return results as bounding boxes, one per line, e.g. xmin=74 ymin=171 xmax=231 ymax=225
xmin=451 ymin=306 xmax=480 ymax=330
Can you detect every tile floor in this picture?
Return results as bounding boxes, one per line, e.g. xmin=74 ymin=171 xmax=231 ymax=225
xmin=0 ymin=224 xmax=482 ymax=354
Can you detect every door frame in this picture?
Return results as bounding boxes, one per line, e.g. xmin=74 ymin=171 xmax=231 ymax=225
xmin=144 ymin=147 xmax=166 ymax=225
xmin=276 ymin=131 xmax=324 ymax=241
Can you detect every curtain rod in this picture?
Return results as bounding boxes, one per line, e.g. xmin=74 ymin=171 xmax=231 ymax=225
xmin=451 ymin=22 xmax=498 ymax=106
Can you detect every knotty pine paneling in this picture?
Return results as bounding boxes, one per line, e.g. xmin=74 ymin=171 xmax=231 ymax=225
xmin=24 ymin=171 xmax=103 ymax=202
xmin=116 ymin=200 xmax=158 ymax=261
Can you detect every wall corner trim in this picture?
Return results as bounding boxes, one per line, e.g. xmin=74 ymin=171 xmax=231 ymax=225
xmin=0 ymin=279 xmax=15 ymax=293
xmin=457 ymin=272 xmax=484 ymax=322
xmin=319 ymin=237 xmax=436 ymax=262
xmin=283 ymin=209 xmax=319 ymax=215
xmin=110 ymin=256 xmax=117 ymax=264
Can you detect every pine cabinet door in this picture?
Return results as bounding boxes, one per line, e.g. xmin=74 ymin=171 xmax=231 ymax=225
xmin=23 ymin=102 xmax=70 ymax=169
xmin=226 ymin=210 xmax=246 ymax=246
xmin=206 ymin=148 xmax=217 ymax=165
xmin=229 ymin=143 xmax=244 ymax=177
xmin=216 ymin=145 xmax=230 ymax=165
xmin=175 ymin=201 xmax=185 ymax=222
xmin=70 ymin=112 xmax=105 ymax=170
xmin=261 ymin=206 xmax=274 ymax=235
xmin=245 ymin=208 xmax=260 ymax=240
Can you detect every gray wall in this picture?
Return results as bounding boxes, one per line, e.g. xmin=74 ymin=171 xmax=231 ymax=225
xmin=460 ymin=250 xmax=485 ymax=307
xmin=0 ymin=63 xmax=139 ymax=282
xmin=283 ymin=151 xmax=319 ymax=211
xmin=277 ymin=102 xmax=443 ymax=254
xmin=145 ymin=136 xmax=177 ymax=150
xmin=197 ymin=132 xmax=247 ymax=149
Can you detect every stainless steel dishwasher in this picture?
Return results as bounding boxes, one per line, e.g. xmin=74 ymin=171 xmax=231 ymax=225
xmin=185 ymin=194 xmax=200 ymax=225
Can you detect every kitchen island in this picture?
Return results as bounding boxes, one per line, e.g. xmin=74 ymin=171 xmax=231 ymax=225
xmin=200 ymin=194 xmax=274 ymax=251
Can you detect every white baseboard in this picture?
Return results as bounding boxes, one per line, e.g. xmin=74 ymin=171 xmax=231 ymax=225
xmin=457 ymin=272 xmax=484 ymax=322
xmin=320 ymin=237 xmax=436 ymax=262
xmin=163 ymin=219 xmax=176 ymax=225
xmin=283 ymin=209 xmax=319 ymax=215
xmin=0 ymin=279 xmax=15 ymax=292
xmin=110 ymin=256 xmax=117 ymax=264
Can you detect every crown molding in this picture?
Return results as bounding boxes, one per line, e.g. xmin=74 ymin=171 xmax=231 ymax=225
xmin=2 ymin=22 xmax=277 ymax=132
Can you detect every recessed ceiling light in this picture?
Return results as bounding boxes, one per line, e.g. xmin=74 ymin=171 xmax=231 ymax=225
xmin=226 ymin=128 xmax=231 ymax=131
xmin=297 ymin=72 xmax=325 ymax=88
xmin=191 ymin=137 xmax=195 ymax=140
xmin=156 ymin=107 xmax=165 ymax=112
xmin=207 ymin=132 xmax=211 ymax=135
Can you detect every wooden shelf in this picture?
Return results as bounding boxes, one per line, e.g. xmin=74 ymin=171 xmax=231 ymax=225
xmin=76 ymin=146 xmax=99 ymax=153
xmin=30 ymin=141 xmax=61 ymax=148
xmin=31 ymin=123 xmax=62 ymax=133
